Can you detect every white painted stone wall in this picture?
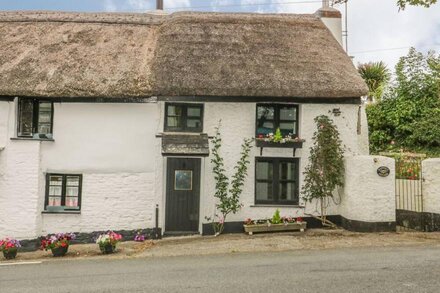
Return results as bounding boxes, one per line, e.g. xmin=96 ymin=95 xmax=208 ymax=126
xmin=422 ymin=158 xmax=440 ymax=214
xmin=42 ymin=172 xmax=157 ymax=234
xmin=0 ymin=100 xmax=162 ymax=239
xmin=340 ymin=156 xmax=395 ymax=223
xmin=0 ymin=140 xmax=42 ymax=239
xmin=0 ymin=99 xmax=371 ymax=238
xmin=200 ymin=102 xmax=369 ymax=227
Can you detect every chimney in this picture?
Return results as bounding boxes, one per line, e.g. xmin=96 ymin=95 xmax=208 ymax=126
xmin=156 ymin=0 xmax=163 ymax=10
xmin=315 ymin=1 xmax=343 ymax=47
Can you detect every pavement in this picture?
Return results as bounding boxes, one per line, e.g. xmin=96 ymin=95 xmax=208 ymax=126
xmin=5 ymin=229 xmax=440 ymax=262
xmin=1 ymin=245 xmax=440 ymax=292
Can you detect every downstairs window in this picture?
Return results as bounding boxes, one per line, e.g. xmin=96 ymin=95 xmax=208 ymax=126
xmin=255 ymin=157 xmax=299 ymax=205
xmin=45 ymin=174 xmax=82 ymax=212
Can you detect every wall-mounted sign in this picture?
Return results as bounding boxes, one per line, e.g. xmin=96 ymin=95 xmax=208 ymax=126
xmin=377 ymin=166 xmax=390 ymax=177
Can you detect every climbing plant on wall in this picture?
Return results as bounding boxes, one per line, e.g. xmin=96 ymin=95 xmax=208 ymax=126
xmin=302 ymin=115 xmax=345 ymax=227
xmin=206 ymin=121 xmax=253 ymax=236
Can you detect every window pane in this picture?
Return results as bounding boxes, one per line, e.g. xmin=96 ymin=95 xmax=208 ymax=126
xmin=279 ymin=122 xmax=296 ymax=136
xmin=279 ymin=106 xmax=296 ymax=121
xmin=175 ymin=170 xmax=192 ymax=191
xmin=66 ymin=176 xmax=80 ymax=186
xmin=256 ymin=161 xmax=273 ymax=180
xmin=279 ymin=182 xmax=296 ymax=201
xmin=167 ymin=117 xmax=180 ymax=128
xmin=187 ymin=118 xmax=201 ymax=129
xmin=256 ymin=182 xmax=273 ymax=200
xmin=49 ymin=186 xmax=62 ymax=196
xmin=65 ymin=197 xmax=79 ymax=207
xmin=167 ymin=105 xmax=182 ymax=116
xmin=48 ymin=197 xmax=62 ymax=206
xmin=187 ymin=107 xmax=201 ymax=117
xmin=279 ymin=162 xmax=297 ymax=181
xmin=66 ymin=186 xmax=79 ymax=197
xmin=257 ymin=106 xmax=274 ymax=120
xmin=49 ymin=176 xmax=63 ymax=185
xmin=18 ymin=99 xmax=34 ymax=136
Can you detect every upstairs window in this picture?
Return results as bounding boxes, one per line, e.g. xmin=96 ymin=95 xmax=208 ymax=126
xmin=45 ymin=174 xmax=82 ymax=211
xmin=165 ymin=103 xmax=203 ymax=132
xmin=256 ymin=104 xmax=298 ymax=138
xmin=255 ymin=158 xmax=299 ymax=205
xmin=18 ymin=98 xmax=53 ymax=139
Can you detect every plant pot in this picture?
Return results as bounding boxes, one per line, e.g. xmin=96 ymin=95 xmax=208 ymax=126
xmin=51 ymin=245 xmax=69 ymax=257
xmin=3 ymin=248 xmax=18 ymax=260
xmin=99 ymin=243 xmax=116 ymax=254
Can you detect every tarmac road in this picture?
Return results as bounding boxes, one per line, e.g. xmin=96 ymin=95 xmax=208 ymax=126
xmin=1 ymin=245 xmax=440 ymax=293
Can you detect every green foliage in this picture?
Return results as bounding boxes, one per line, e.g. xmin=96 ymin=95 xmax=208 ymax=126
xmin=302 ymin=116 xmax=345 ymax=222
xmin=273 ymin=128 xmax=283 ymax=143
xmin=209 ymin=121 xmax=253 ymax=235
xmin=366 ymin=49 xmax=440 ymax=156
xmin=397 ymin=0 xmax=437 ymax=10
xmin=271 ymin=209 xmax=282 ymax=224
xmin=332 ymin=0 xmax=437 ymax=10
xmin=357 ymin=61 xmax=391 ymax=102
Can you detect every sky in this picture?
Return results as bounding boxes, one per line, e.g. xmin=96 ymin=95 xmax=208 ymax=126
xmin=1 ymin=0 xmax=439 ymax=71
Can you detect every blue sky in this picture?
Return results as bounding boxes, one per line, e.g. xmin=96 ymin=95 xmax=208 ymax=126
xmin=1 ymin=0 xmax=439 ymax=70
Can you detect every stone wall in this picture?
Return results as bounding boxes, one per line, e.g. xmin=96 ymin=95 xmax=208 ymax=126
xmin=340 ymin=155 xmax=396 ymax=232
xmin=422 ymin=158 xmax=440 ymax=215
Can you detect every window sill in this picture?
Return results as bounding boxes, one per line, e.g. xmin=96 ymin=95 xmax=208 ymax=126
xmin=250 ymin=204 xmax=305 ymax=208
xmin=42 ymin=210 xmax=81 ymax=214
xmin=11 ymin=137 xmax=54 ymax=142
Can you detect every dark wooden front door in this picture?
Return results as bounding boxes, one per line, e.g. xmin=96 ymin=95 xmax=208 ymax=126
xmin=165 ymin=158 xmax=201 ymax=233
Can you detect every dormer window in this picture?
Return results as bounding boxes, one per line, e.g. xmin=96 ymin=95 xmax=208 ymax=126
xmin=18 ymin=98 xmax=53 ymax=139
xmin=164 ymin=103 xmax=203 ymax=133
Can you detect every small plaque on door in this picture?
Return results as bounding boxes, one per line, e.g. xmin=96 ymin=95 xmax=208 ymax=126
xmin=175 ymin=170 xmax=193 ymax=190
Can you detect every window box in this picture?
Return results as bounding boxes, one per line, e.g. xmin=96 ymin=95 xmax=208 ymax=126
xmin=255 ymin=139 xmax=305 ymax=149
xmin=243 ymin=222 xmax=307 ymax=235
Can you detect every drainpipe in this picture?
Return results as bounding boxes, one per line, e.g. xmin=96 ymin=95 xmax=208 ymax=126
xmin=156 ymin=0 xmax=163 ymax=10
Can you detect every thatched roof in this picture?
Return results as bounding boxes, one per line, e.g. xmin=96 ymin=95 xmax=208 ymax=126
xmin=0 ymin=11 xmax=367 ymax=99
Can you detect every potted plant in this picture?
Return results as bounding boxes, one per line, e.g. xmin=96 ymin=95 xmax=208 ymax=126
xmin=243 ymin=210 xmax=307 ymax=235
xmin=96 ymin=231 xmax=122 ymax=254
xmin=0 ymin=238 xmax=21 ymax=260
xmin=40 ymin=233 xmax=76 ymax=257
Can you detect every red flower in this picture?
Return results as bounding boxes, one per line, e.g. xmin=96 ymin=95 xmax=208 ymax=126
xmin=61 ymin=242 xmax=67 ymax=248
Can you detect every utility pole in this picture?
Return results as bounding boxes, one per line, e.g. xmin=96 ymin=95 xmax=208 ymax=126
xmin=157 ymin=0 xmax=163 ymax=10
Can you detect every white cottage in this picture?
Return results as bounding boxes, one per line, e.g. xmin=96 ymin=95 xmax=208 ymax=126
xmin=0 ymin=7 xmax=395 ymax=248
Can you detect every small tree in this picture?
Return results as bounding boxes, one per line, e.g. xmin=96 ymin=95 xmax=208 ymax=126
xmin=302 ymin=115 xmax=345 ymax=227
xmin=206 ymin=122 xmax=253 ymax=235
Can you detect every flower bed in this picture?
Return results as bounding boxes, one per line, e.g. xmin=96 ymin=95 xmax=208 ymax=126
xmin=256 ymin=129 xmax=305 ymax=148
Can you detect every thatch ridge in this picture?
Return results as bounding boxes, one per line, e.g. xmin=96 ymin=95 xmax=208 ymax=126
xmin=0 ymin=11 xmax=368 ymax=99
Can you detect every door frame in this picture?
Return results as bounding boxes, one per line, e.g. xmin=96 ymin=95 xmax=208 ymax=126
xmin=164 ymin=157 xmax=201 ymax=234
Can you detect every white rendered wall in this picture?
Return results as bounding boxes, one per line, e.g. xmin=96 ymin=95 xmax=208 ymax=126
xmin=422 ymin=158 xmax=440 ymax=214
xmin=0 ymin=100 xmax=162 ymax=239
xmin=200 ymin=102 xmax=369 ymax=226
xmin=0 ymin=140 xmax=42 ymax=239
xmin=340 ymin=156 xmax=395 ymax=223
